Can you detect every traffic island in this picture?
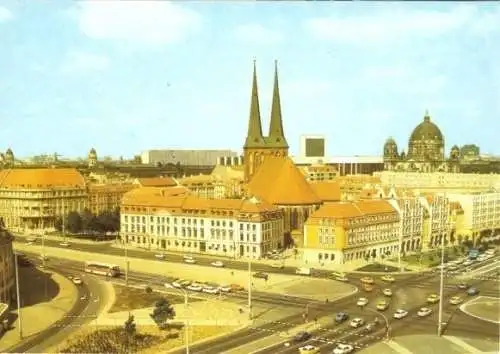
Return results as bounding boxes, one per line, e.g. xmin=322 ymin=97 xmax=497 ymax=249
xmin=459 ymin=296 xmax=500 ymax=324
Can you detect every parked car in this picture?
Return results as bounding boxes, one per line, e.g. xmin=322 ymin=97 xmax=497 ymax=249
xmin=172 ymin=279 xmax=186 ymax=288
xmin=381 ymin=275 xmax=395 ymax=283
xmin=219 ymin=284 xmax=232 ymax=293
xmin=253 ymin=272 xmax=269 ymax=280
xmin=184 ymin=257 xmax=196 ymax=264
xmin=155 ymin=253 xmax=166 ymax=259
xmin=230 ymin=284 xmax=244 ymax=292
xmin=187 ymin=283 xmax=203 ymax=292
xmin=60 ymin=242 xmax=71 ymax=247
xmin=202 ymin=285 xmax=220 ymax=294
xmin=335 ymin=312 xmax=349 ymax=323
xmin=211 ymin=261 xmax=224 ymax=268
xmin=271 ymin=263 xmax=284 ymax=269
xmin=457 ymin=283 xmax=469 ymax=290
xmin=417 ymin=307 xmax=432 ymax=317
xmin=293 ymin=331 xmax=311 ymax=342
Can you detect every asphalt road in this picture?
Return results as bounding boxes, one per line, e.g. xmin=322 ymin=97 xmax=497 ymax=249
xmin=5 ymin=265 xmax=92 ymax=353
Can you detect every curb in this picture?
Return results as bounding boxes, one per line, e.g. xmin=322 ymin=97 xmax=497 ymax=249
xmin=459 ymin=297 xmax=500 ymax=324
xmin=165 ymin=323 xmax=250 ymax=353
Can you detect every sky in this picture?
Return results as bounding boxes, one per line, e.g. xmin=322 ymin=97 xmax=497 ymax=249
xmin=0 ymin=1 xmax=499 ymax=159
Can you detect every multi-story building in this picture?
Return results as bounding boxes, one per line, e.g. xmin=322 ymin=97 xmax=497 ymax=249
xmin=120 ymin=188 xmax=284 ymax=259
xmin=376 ymin=171 xmax=500 ymax=191
xmin=0 ymin=225 xmax=14 ymax=304
xmin=133 ymin=177 xmax=178 ymax=188
xmin=303 ymin=200 xmax=400 ymax=265
xmin=141 ymin=149 xmax=237 ymax=166
xmin=448 ymin=191 xmax=500 ymax=245
xmin=336 ymin=175 xmax=382 ymax=201
xmin=177 ymin=174 xmax=226 ymax=200
xmin=299 ymin=164 xmax=338 ymax=181
xmin=87 ymin=183 xmax=136 ymax=215
xmin=0 ymin=168 xmax=87 ymax=231
xmin=419 ymin=193 xmax=451 ymax=250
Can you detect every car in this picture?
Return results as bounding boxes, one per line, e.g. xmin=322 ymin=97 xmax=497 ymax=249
xmin=363 ymin=321 xmax=379 ymax=333
xmin=219 ymin=284 xmax=232 ymax=293
xmin=467 ymin=287 xmax=479 ymax=296
xmin=293 ymin=331 xmax=311 ymax=342
xmin=184 ymin=257 xmax=196 ymax=264
xmin=271 ymin=263 xmax=284 ymax=269
xmin=72 ymin=277 xmax=83 ymax=285
xmin=485 ymin=249 xmax=496 ymax=256
xmin=180 ymin=280 xmax=192 ymax=287
xmin=155 ymin=253 xmax=166 ymax=259
xmin=333 ymin=343 xmax=355 ymax=354
xmin=363 ymin=284 xmax=374 ymax=292
xmin=361 ymin=277 xmax=374 ymax=284
xmin=27 ymin=237 xmax=36 ymax=243
xmin=187 ymin=283 xmax=203 ymax=292
xmin=60 ymin=242 xmax=71 ymax=247
xmin=393 ymin=309 xmax=408 ymax=319
xmin=381 ymin=275 xmax=395 ymax=283
xmin=427 ymin=294 xmax=440 ymax=304
xmin=335 ymin=312 xmax=349 ymax=323
xmin=202 ymin=285 xmax=220 ymax=294
xmin=171 ymin=279 xmax=185 ymax=288
xmin=335 ymin=276 xmax=349 ymax=282
xmin=463 ymin=260 xmax=473 ymax=266
xmin=376 ymin=300 xmax=389 ymax=311
xmin=383 ymin=288 xmax=393 ymax=297
xmin=230 ymin=284 xmax=244 ymax=292
xmin=349 ymin=318 xmax=365 ymax=328
xmin=357 ymin=297 xmax=369 ymax=307
xmin=299 ymin=345 xmax=320 ymax=354
xmin=449 ymin=296 xmax=463 ymax=305
xmin=211 ymin=261 xmax=224 ymax=268
xmin=457 ymin=283 xmax=469 ymax=290
xmin=253 ymin=272 xmax=269 ymax=280
xmin=417 ymin=307 xmax=433 ymax=317
xmin=453 ymin=259 xmax=464 ymax=265
xmin=447 ymin=265 xmax=459 ymax=272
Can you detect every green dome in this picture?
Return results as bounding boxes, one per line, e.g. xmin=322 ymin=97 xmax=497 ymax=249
xmin=409 ymin=112 xmax=443 ymax=143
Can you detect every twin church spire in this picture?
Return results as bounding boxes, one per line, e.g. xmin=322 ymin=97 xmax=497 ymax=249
xmin=244 ymin=60 xmax=289 ymax=150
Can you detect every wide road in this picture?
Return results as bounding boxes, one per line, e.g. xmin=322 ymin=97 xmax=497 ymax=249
xmin=5 ymin=263 xmax=93 ymax=353
xmin=174 ymin=258 xmax=499 ymax=354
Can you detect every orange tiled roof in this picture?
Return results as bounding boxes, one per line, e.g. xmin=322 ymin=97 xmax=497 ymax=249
xmin=309 ymin=200 xmax=397 ymax=219
xmin=88 ymin=183 xmax=136 ymax=192
xmin=135 ymin=177 xmax=178 ymax=187
xmin=122 ymin=187 xmax=279 ymax=214
xmin=309 ymin=181 xmax=341 ymax=202
xmin=247 ymin=157 xmax=321 ymax=205
xmin=0 ymin=168 xmax=86 ymax=189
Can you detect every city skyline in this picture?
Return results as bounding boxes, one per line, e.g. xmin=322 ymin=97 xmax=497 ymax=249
xmin=1 ymin=1 xmax=499 ymax=158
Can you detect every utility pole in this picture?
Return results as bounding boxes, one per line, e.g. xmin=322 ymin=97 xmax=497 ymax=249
xmin=14 ymin=253 xmax=23 ymax=339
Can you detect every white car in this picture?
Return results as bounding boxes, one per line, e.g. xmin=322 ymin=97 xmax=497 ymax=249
xmin=383 ymin=288 xmax=393 ymax=297
xmin=155 ymin=253 xmax=165 ymax=259
xmin=219 ymin=284 xmax=232 ymax=293
xmin=449 ymin=296 xmax=463 ymax=305
xmin=357 ymin=297 xmax=369 ymax=307
xmin=463 ymin=260 xmax=473 ymax=266
xmin=333 ymin=343 xmax=355 ymax=354
xmin=299 ymin=345 xmax=320 ymax=354
xmin=184 ymin=257 xmax=196 ymax=264
xmin=271 ymin=263 xmax=284 ymax=269
xmin=187 ymin=283 xmax=203 ymax=292
xmin=417 ymin=307 xmax=433 ymax=317
xmin=172 ymin=279 xmax=187 ymax=288
xmin=393 ymin=309 xmax=408 ymax=319
xmin=203 ymin=286 xmax=220 ymax=294
xmin=72 ymin=277 xmax=83 ymax=285
xmin=60 ymin=242 xmax=70 ymax=247
xmin=335 ymin=276 xmax=349 ymax=282
xmin=349 ymin=318 xmax=365 ymax=328
xmin=211 ymin=261 xmax=224 ymax=267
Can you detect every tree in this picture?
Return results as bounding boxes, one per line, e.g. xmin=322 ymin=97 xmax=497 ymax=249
xmin=449 ymin=233 xmax=456 ymax=246
xmin=54 ymin=217 xmax=63 ymax=232
xmin=124 ymin=313 xmax=137 ymax=351
xmin=150 ymin=298 xmax=176 ymax=330
xmin=80 ymin=209 xmax=95 ymax=233
xmin=66 ymin=211 xmax=82 ymax=234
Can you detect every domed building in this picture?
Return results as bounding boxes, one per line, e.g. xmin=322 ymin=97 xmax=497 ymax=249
xmin=383 ymin=111 xmax=460 ymax=173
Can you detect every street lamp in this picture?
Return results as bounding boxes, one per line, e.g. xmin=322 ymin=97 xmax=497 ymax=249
xmin=165 ymin=284 xmax=190 ymax=354
xmin=437 ymin=199 xmax=451 ymax=336
xmin=14 ymin=253 xmax=23 ymax=339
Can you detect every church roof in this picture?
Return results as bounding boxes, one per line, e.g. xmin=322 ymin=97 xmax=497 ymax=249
xmin=247 ymin=156 xmax=321 ymax=205
xmin=409 ymin=111 xmax=444 ymax=144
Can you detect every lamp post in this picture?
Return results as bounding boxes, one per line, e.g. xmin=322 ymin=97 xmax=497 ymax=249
xmin=165 ymin=285 xmax=189 ymax=354
xmin=14 ymin=253 xmax=23 ymax=339
xmin=437 ymin=199 xmax=450 ymax=336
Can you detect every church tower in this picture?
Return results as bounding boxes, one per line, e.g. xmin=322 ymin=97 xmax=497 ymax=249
xmin=243 ymin=60 xmax=289 ymax=183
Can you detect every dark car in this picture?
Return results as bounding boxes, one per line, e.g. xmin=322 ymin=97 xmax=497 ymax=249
xmin=253 ymin=272 xmax=269 ymax=281
xmin=335 ymin=312 xmax=349 ymax=323
xmin=467 ymin=287 xmax=479 ymax=296
xmin=294 ymin=331 xmax=311 ymax=342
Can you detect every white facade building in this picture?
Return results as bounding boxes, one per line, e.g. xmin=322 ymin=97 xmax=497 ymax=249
xmin=120 ymin=189 xmax=284 ymax=259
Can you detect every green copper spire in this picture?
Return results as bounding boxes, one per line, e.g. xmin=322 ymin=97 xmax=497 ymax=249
xmin=244 ymin=60 xmax=265 ymax=149
xmin=267 ymin=60 xmax=288 ymax=149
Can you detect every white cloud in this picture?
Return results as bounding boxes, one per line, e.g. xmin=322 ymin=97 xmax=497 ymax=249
xmin=304 ymin=5 xmax=498 ymax=43
xmin=61 ymin=51 xmax=110 ymax=74
xmin=0 ymin=6 xmax=13 ymax=22
xmin=72 ymin=1 xmax=201 ymax=45
xmin=234 ymin=24 xmax=284 ymax=44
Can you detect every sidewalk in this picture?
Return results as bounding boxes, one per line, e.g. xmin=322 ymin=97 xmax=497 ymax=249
xmin=0 ymin=269 xmax=78 ymax=352
xmin=15 ymin=232 xmax=114 ymax=246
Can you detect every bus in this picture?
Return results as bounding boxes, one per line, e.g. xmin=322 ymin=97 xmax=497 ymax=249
xmin=84 ymin=261 xmax=121 ymax=277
